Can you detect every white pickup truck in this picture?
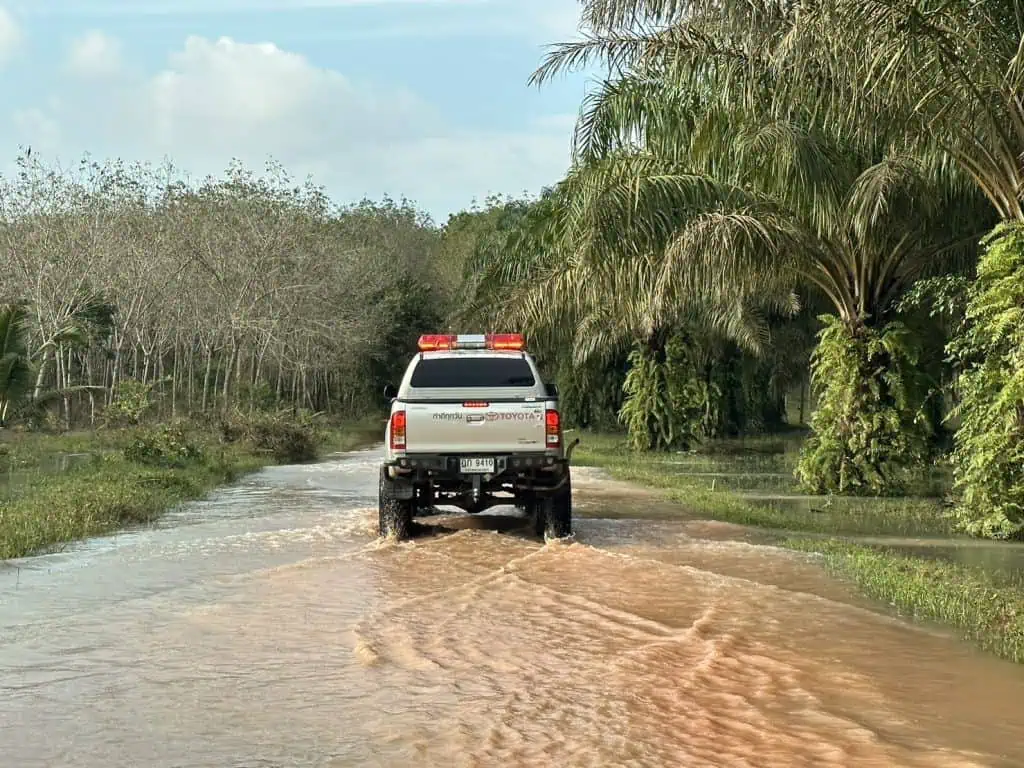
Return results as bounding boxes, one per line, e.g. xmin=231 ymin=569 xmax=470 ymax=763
xmin=378 ymin=333 xmax=578 ymax=541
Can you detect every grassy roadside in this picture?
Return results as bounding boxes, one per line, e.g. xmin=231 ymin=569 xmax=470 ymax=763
xmin=572 ymin=430 xmax=1024 ymax=664
xmin=785 ymin=539 xmax=1024 ymax=662
xmin=0 ymin=414 xmax=384 ymax=560
xmin=572 ymin=432 xmax=957 ymax=537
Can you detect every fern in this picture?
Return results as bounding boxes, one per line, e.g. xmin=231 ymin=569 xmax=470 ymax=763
xmin=946 ymin=223 xmax=1024 ymax=538
xmin=796 ymin=315 xmax=932 ymax=495
xmin=618 ymin=332 xmax=709 ymax=451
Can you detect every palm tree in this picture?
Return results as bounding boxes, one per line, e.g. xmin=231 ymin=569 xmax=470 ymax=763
xmin=539 ymin=0 xmax=1022 ymax=221
xmin=0 ymin=299 xmax=113 ymax=429
xmin=0 ymin=303 xmax=33 ymax=426
xmin=471 ymin=4 xmax=996 ymax=489
xmin=781 ymin=0 xmax=1024 ymax=222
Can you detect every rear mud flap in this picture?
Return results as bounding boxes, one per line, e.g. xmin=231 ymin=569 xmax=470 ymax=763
xmin=382 ymin=479 xmax=415 ymax=500
xmin=520 ymin=469 xmax=571 ymax=497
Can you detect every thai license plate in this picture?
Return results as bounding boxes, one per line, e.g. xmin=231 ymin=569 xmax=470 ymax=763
xmin=460 ymin=457 xmax=495 ymax=473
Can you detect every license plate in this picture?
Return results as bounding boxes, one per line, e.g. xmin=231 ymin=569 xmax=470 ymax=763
xmin=460 ymin=457 xmax=495 ymax=473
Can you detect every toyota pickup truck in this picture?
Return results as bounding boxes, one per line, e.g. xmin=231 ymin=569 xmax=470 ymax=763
xmin=378 ymin=333 xmax=577 ymax=541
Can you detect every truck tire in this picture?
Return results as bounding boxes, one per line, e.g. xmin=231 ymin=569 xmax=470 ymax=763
xmin=522 ymin=500 xmax=543 ymax=537
xmin=540 ymin=471 xmax=572 ymax=541
xmin=378 ymin=466 xmax=413 ymax=540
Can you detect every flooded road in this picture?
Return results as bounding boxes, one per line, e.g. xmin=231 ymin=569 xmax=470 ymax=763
xmin=3 ymin=447 xmax=1024 ymax=767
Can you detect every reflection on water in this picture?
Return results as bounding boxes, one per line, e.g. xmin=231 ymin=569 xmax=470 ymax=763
xmin=871 ymin=540 xmax=1024 ymax=586
xmin=0 ymin=451 xmax=94 ymax=491
xmin=626 ymin=443 xmax=1024 ymax=575
xmin=2 ymin=450 xmax=1024 ymax=766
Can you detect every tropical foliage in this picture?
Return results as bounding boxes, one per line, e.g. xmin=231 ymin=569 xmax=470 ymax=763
xmin=450 ymin=0 xmax=1023 ymax=536
xmin=0 ymin=304 xmax=32 ymax=426
xmin=945 ymin=224 xmax=1024 ymax=538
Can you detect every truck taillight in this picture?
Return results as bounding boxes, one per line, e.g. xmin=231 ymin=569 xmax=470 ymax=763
xmin=390 ymin=410 xmax=407 ymax=449
xmin=545 ymin=408 xmax=561 ymax=447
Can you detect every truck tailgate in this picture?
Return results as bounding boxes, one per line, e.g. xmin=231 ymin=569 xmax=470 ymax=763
xmin=404 ymin=400 xmax=547 ymax=454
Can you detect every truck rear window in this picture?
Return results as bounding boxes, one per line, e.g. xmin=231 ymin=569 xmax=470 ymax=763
xmin=410 ymin=357 xmax=536 ymax=388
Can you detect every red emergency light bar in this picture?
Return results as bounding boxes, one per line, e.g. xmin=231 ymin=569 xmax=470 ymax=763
xmin=417 ymin=333 xmax=525 ymax=352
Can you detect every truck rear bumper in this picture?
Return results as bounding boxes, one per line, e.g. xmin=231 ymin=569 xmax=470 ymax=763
xmin=382 ymin=452 xmax=569 ymax=500
xmin=385 ymin=452 xmax=563 ymax=474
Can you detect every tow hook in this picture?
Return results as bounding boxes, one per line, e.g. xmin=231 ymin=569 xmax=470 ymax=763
xmin=471 ymin=473 xmax=481 ymax=503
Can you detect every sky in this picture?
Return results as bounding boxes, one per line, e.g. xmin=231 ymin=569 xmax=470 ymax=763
xmin=0 ymin=0 xmax=597 ymax=223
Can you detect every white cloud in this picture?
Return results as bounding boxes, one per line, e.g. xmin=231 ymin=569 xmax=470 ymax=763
xmin=140 ymin=36 xmax=444 ymax=158
xmin=67 ymin=30 xmax=122 ymax=76
xmin=9 ymin=33 xmax=573 ymax=220
xmin=0 ymin=7 xmax=21 ymax=66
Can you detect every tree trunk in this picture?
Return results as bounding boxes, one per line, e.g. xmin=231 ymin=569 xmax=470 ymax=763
xmin=202 ymin=346 xmax=213 ymax=413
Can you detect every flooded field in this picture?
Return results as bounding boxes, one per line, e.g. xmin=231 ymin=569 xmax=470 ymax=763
xmin=632 ymin=439 xmax=1024 ymax=576
xmin=3 ymin=447 xmax=1024 ymax=766
xmin=0 ymin=451 xmax=95 ymax=493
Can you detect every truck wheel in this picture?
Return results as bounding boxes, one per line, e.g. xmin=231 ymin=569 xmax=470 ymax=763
xmin=541 ymin=472 xmax=572 ymax=541
xmin=378 ymin=467 xmax=413 ymax=540
xmin=522 ymin=500 xmax=543 ymax=537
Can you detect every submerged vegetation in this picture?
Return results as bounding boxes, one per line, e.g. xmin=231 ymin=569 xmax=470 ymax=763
xmin=572 ymin=432 xmax=956 ymax=537
xmin=0 ymin=415 xmax=382 ymax=560
xmin=786 ymin=540 xmax=1024 ymax=664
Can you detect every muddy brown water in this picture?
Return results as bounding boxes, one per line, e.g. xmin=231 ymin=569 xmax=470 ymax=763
xmin=3 ymin=447 xmax=1024 ymax=767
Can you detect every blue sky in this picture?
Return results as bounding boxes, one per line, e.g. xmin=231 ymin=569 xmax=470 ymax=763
xmin=0 ymin=0 xmax=597 ymax=223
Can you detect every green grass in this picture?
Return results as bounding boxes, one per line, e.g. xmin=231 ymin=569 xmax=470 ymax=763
xmin=0 ymin=415 xmax=383 ymax=560
xmin=571 ymin=431 xmax=956 ymax=537
xmin=572 ymin=429 xmax=1024 ymax=664
xmin=786 ymin=539 xmax=1024 ymax=663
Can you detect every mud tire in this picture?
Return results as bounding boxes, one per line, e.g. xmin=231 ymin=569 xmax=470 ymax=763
xmin=540 ymin=471 xmax=572 ymax=541
xmin=522 ymin=500 xmax=543 ymax=537
xmin=378 ymin=466 xmax=414 ymax=540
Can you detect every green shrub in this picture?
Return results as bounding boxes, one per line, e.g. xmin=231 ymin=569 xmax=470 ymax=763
xmin=796 ymin=315 xmax=932 ymax=496
xmin=103 ymin=379 xmax=157 ymax=427
xmin=946 ymin=223 xmax=1024 ymax=538
xmin=219 ymin=410 xmax=319 ymax=463
xmin=123 ymin=423 xmax=204 ymax=467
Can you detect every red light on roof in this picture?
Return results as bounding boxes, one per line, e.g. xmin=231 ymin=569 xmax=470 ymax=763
xmin=417 ymin=333 xmax=526 ymax=351
xmin=487 ymin=333 xmax=525 ymax=350
xmin=418 ymin=334 xmax=457 ymax=351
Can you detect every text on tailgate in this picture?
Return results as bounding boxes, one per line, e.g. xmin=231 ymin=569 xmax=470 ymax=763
xmin=431 ymin=411 xmax=543 ymax=422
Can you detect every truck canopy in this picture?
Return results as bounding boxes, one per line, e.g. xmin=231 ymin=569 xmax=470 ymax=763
xmin=399 ymin=350 xmax=549 ymax=401
xmin=395 ymin=350 xmax=554 ymax=455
